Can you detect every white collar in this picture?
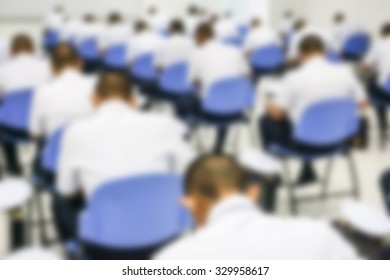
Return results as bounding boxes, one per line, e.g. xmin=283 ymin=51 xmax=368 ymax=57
xmin=207 ymin=195 xmax=258 ymax=225
xmin=97 ymin=100 xmax=134 ymax=115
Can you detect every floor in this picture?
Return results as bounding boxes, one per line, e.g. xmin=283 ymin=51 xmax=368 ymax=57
xmin=0 ymin=21 xmax=389 ymax=259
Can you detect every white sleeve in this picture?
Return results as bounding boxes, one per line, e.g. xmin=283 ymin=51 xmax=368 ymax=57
xmin=287 ymin=36 xmax=299 ymax=60
xmin=187 ymin=52 xmax=201 ymax=85
xmin=347 ymin=69 xmax=367 ymax=103
xmin=56 ymin=127 xmax=81 ymax=197
xmin=237 ymin=51 xmax=250 ymax=75
xmin=29 ymin=90 xmax=45 ymax=137
xmin=273 ymin=76 xmax=294 ymax=110
xmin=363 ymin=44 xmax=378 ymax=68
xmin=242 ymin=33 xmax=253 ymax=53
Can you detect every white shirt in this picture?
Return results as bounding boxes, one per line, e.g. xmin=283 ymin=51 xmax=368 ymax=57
xmin=334 ymin=21 xmax=363 ymax=52
xmin=60 ymin=18 xmax=83 ymax=43
xmin=274 ymin=57 xmax=366 ymax=123
xmin=77 ymin=22 xmax=105 ymax=48
xmin=146 ymin=13 xmax=169 ymax=33
xmin=57 ymin=101 xmax=195 ymax=198
xmin=279 ymin=17 xmax=295 ymax=35
xmin=243 ymin=27 xmax=281 ymax=53
xmin=155 ymin=195 xmax=359 ymax=260
xmin=188 ymin=40 xmax=250 ymax=96
xmin=363 ymin=36 xmax=390 ymax=86
xmin=215 ymin=18 xmax=239 ymax=40
xmin=45 ymin=11 xmax=64 ymax=31
xmin=288 ymin=26 xmax=334 ymax=60
xmin=127 ymin=31 xmax=164 ymax=63
xmin=29 ymin=69 xmax=96 ymax=137
xmin=155 ymin=34 xmax=194 ymax=69
xmin=185 ymin=15 xmax=202 ymax=37
xmin=101 ymin=23 xmax=131 ymax=50
xmin=0 ymin=54 xmax=51 ymax=95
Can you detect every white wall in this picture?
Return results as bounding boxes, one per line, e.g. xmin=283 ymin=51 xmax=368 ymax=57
xmin=272 ymin=0 xmax=390 ymax=35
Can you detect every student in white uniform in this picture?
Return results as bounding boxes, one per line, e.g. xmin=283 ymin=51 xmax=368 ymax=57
xmin=155 ymin=19 xmax=193 ymax=71
xmin=261 ymin=35 xmax=367 ymax=184
xmin=145 ymin=6 xmax=169 ymax=34
xmin=77 ymin=14 xmax=104 ymax=73
xmin=44 ymin=6 xmax=65 ymax=52
xmin=287 ymin=19 xmax=334 ymax=65
xmin=279 ymin=10 xmax=295 ymax=38
xmin=127 ymin=20 xmax=164 ymax=65
xmin=0 ymin=36 xmax=9 ymax=63
xmin=60 ymin=16 xmax=82 ymax=45
xmin=101 ymin=12 xmax=131 ymax=51
xmin=155 ymin=154 xmax=359 ymax=260
xmin=0 ymin=35 xmax=51 ymax=176
xmin=185 ymin=5 xmax=201 ymax=37
xmin=54 ymin=70 xmax=194 ymax=242
xmin=333 ymin=13 xmax=363 ymax=54
xmin=29 ymin=43 xmax=96 ymax=140
xmin=215 ymin=11 xmax=239 ymax=41
xmin=188 ymin=23 xmax=250 ymax=98
xmin=361 ymin=22 xmax=390 ymax=145
xmin=243 ymin=18 xmax=280 ymax=57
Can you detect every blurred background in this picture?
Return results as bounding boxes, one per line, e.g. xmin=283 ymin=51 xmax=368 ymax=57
xmin=0 ymin=0 xmax=389 ymax=260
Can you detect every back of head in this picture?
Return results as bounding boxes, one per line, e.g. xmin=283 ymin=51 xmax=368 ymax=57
xmin=334 ymin=12 xmax=345 ymax=24
xmin=185 ymin=154 xmax=245 ymax=200
xmin=96 ymin=70 xmax=132 ymax=101
xmin=284 ymin=10 xmax=293 ymax=18
xmin=299 ymin=35 xmax=325 ymax=58
xmin=84 ymin=13 xmax=96 ymax=23
xmin=134 ymin=20 xmax=148 ymax=33
xmin=195 ymin=22 xmax=214 ymax=44
xmin=381 ymin=22 xmax=390 ymax=37
xmin=188 ymin=5 xmax=198 ymax=16
xmin=251 ymin=18 xmax=262 ymax=29
xmin=11 ymin=34 xmax=34 ymax=55
xmin=224 ymin=11 xmax=232 ymax=19
xmin=148 ymin=6 xmax=157 ymax=16
xmin=108 ymin=12 xmax=122 ymax=24
xmin=50 ymin=43 xmax=80 ymax=72
xmin=170 ymin=19 xmax=185 ymax=34
xmin=294 ymin=18 xmax=306 ymax=31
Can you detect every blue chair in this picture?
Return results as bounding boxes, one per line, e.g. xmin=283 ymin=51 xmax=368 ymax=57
xmin=130 ymin=53 xmax=157 ymax=82
xmin=270 ymin=98 xmax=360 ymax=214
xmin=79 ymin=174 xmax=193 ymax=259
xmin=41 ymin=127 xmax=66 ymax=176
xmin=78 ymin=38 xmax=100 ymax=60
xmin=159 ymin=62 xmax=195 ymax=97
xmin=44 ymin=30 xmax=60 ymax=51
xmin=251 ymin=44 xmax=285 ymax=74
xmin=238 ymin=25 xmax=249 ymax=39
xmin=0 ymin=89 xmax=33 ymax=142
xmin=327 ymin=51 xmax=341 ymax=63
xmin=342 ymin=32 xmax=370 ymax=61
xmin=197 ymin=77 xmax=255 ymax=153
xmin=103 ymin=44 xmax=127 ymax=69
xmin=224 ymin=37 xmax=243 ymax=48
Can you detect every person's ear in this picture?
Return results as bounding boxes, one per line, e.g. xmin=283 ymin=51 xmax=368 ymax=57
xmin=181 ymin=196 xmax=196 ymax=214
xmin=75 ymin=59 xmax=84 ymax=71
xmin=246 ymin=184 xmax=261 ymax=202
xmin=128 ymin=95 xmax=138 ymax=108
xmin=91 ymin=93 xmax=101 ymax=108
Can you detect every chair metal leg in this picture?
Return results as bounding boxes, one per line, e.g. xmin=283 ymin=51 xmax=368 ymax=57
xmin=282 ymin=160 xmax=297 ymax=215
xmin=25 ymin=197 xmax=34 ymax=245
xmin=34 ymin=187 xmax=49 ymax=245
xmin=214 ymin=127 xmax=228 ymax=154
xmin=321 ymin=158 xmax=334 ymax=200
xmin=347 ymin=152 xmax=360 ymax=199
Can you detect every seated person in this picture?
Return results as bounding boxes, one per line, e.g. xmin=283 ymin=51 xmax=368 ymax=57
xmin=0 ymin=34 xmax=51 ymax=176
xmin=155 ymin=154 xmax=359 ymax=259
xmin=54 ymin=70 xmax=194 ymax=245
xmin=361 ymin=22 xmax=390 ymax=144
xmin=155 ymin=19 xmax=193 ymax=72
xmin=101 ymin=12 xmax=131 ymax=53
xmin=261 ymin=35 xmax=368 ymax=184
xmin=333 ymin=12 xmax=364 ymax=54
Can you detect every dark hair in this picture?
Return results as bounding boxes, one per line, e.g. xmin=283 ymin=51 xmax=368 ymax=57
xmin=299 ymin=35 xmax=325 ymax=55
xmin=334 ymin=12 xmax=345 ymax=23
xmin=195 ymin=23 xmax=214 ymax=39
xmin=185 ymin=154 xmax=245 ymax=200
xmin=170 ymin=19 xmax=185 ymax=34
xmin=134 ymin=20 xmax=148 ymax=33
xmin=50 ymin=43 xmax=80 ymax=70
xmin=294 ymin=18 xmax=306 ymax=31
xmin=251 ymin=18 xmax=262 ymax=28
xmin=188 ymin=5 xmax=198 ymax=15
xmin=84 ymin=14 xmax=96 ymax=23
xmin=381 ymin=22 xmax=390 ymax=37
xmin=108 ymin=12 xmax=122 ymax=24
xmin=96 ymin=70 xmax=132 ymax=100
xmin=11 ymin=34 xmax=34 ymax=54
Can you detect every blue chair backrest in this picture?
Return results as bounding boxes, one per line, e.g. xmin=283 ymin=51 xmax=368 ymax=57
xmin=79 ymin=174 xmax=193 ymax=248
xmin=130 ymin=53 xmax=157 ymax=81
xmin=251 ymin=44 xmax=285 ymax=70
xmin=343 ymin=33 xmax=370 ymax=57
xmin=41 ymin=127 xmax=66 ymax=173
xmin=294 ymin=98 xmax=359 ymax=146
xmin=103 ymin=44 xmax=127 ymax=69
xmin=238 ymin=25 xmax=249 ymax=39
xmin=224 ymin=37 xmax=242 ymax=48
xmin=44 ymin=30 xmax=60 ymax=48
xmin=203 ymin=77 xmax=254 ymax=115
xmin=327 ymin=51 xmax=341 ymax=63
xmin=78 ymin=38 xmax=99 ymax=60
xmin=382 ymin=76 xmax=390 ymax=96
xmin=0 ymin=89 xmax=33 ymax=131
xmin=159 ymin=62 xmax=195 ymax=95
